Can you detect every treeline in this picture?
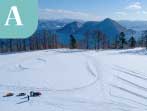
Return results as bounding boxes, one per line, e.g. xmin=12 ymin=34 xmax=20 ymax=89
xmin=110 ymin=31 xmax=147 ymax=49
xmin=69 ymin=30 xmax=147 ymax=49
xmin=0 ymin=30 xmax=59 ymax=53
xmin=0 ymin=30 xmax=147 ymax=53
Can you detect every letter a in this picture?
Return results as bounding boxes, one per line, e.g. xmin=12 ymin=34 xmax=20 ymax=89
xmin=5 ymin=6 xmax=23 ymax=26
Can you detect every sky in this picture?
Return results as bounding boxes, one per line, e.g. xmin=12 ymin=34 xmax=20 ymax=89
xmin=39 ymin=0 xmax=147 ymax=21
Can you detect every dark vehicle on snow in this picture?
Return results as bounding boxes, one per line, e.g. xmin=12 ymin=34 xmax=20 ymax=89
xmin=30 ymin=91 xmax=41 ymax=97
xmin=16 ymin=93 xmax=26 ymax=97
xmin=3 ymin=92 xmax=14 ymax=97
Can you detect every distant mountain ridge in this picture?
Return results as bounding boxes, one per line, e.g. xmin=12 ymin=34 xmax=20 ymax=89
xmin=57 ymin=22 xmax=83 ymax=34
xmin=38 ymin=18 xmax=146 ymax=45
xmin=119 ymin=20 xmax=147 ymax=31
xmin=55 ymin=18 xmax=128 ymax=44
xmin=38 ymin=18 xmax=84 ymax=31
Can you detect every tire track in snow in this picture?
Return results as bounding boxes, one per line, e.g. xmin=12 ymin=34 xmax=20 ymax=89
xmin=0 ymin=55 xmax=99 ymax=92
xmin=82 ymin=52 xmax=112 ymax=111
xmin=114 ymin=65 xmax=147 ymax=78
xmin=111 ymin=108 xmax=130 ymax=111
xmin=115 ymin=75 xmax=147 ymax=92
xmin=113 ymin=68 xmax=147 ymax=81
xmin=109 ymin=90 xmax=147 ymax=107
xmin=110 ymin=65 xmax=147 ymax=110
xmin=110 ymin=84 xmax=147 ymax=100
xmin=113 ymin=65 xmax=147 ymax=80
xmin=108 ymin=100 xmax=138 ymax=109
xmin=39 ymin=99 xmax=99 ymax=111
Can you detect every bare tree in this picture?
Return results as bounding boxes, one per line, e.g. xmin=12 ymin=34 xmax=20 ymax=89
xmin=84 ymin=31 xmax=91 ymax=49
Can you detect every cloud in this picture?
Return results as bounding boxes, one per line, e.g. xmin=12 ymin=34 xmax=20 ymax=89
xmin=115 ymin=12 xmax=127 ymax=16
xmin=137 ymin=10 xmax=147 ymax=15
xmin=39 ymin=9 xmax=100 ymax=21
xmin=126 ymin=2 xmax=142 ymax=10
xmin=142 ymin=10 xmax=147 ymax=14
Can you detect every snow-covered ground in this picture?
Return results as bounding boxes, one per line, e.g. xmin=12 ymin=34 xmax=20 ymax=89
xmin=0 ymin=48 xmax=147 ymax=111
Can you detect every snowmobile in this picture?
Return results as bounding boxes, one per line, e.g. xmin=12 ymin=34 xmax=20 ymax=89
xmin=16 ymin=93 xmax=26 ymax=97
xmin=3 ymin=92 xmax=14 ymax=97
xmin=30 ymin=91 xmax=41 ymax=97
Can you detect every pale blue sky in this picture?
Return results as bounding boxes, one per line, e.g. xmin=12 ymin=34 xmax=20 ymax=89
xmin=39 ymin=0 xmax=147 ymax=21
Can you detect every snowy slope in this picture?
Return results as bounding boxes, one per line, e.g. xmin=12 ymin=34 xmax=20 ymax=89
xmin=0 ymin=48 xmax=147 ymax=111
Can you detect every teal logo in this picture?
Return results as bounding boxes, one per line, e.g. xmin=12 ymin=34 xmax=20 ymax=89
xmin=0 ymin=0 xmax=38 ymax=38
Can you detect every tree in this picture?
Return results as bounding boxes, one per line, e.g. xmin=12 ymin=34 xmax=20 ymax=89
xmin=52 ymin=33 xmax=58 ymax=49
xmin=128 ymin=36 xmax=136 ymax=48
xmin=143 ymin=31 xmax=147 ymax=49
xmin=70 ymin=35 xmax=77 ymax=49
xmin=137 ymin=34 xmax=144 ymax=47
xmin=114 ymin=35 xmax=119 ymax=49
xmin=43 ymin=30 xmax=49 ymax=49
xmin=84 ymin=31 xmax=90 ymax=49
xmin=144 ymin=35 xmax=147 ymax=49
xmin=9 ymin=39 xmax=13 ymax=52
xmin=119 ymin=32 xmax=126 ymax=49
xmin=139 ymin=31 xmax=147 ymax=48
xmin=94 ymin=30 xmax=101 ymax=50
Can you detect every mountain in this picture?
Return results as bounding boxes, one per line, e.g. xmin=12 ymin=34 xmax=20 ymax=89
xmin=38 ymin=20 xmax=66 ymax=31
xmin=119 ymin=20 xmax=147 ymax=31
xmin=75 ymin=18 xmax=127 ymax=42
xmin=56 ymin=21 xmax=84 ymax=44
xmin=97 ymin=18 xmax=127 ymax=41
xmin=38 ymin=18 xmax=145 ymax=45
xmin=53 ymin=18 xmax=84 ymax=24
xmin=55 ymin=18 xmax=129 ymax=44
xmin=118 ymin=20 xmax=147 ymax=39
xmin=75 ymin=21 xmax=100 ymax=36
xmin=57 ymin=21 xmax=83 ymax=34
xmin=38 ymin=19 xmax=84 ymax=31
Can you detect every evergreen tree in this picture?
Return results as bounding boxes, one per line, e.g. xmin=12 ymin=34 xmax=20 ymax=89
xmin=70 ymin=35 xmax=77 ymax=49
xmin=129 ymin=36 xmax=136 ymax=48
